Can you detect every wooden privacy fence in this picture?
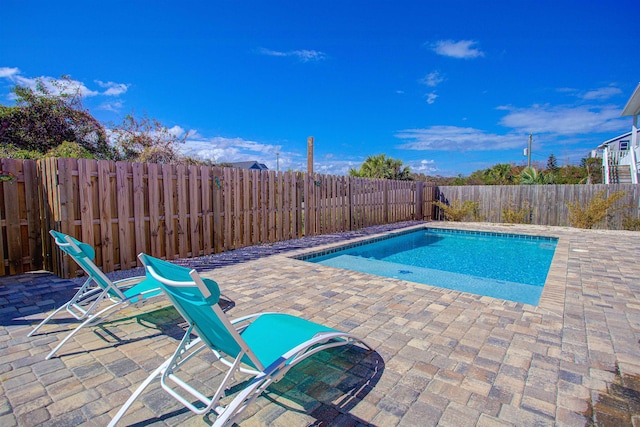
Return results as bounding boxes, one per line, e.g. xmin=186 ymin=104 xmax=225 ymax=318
xmin=0 ymin=157 xmax=435 ymax=278
xmin=435 ymin=184 xmax=640 ymax=228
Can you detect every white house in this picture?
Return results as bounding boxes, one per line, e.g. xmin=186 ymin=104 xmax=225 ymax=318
xmin=595 ymin=83 xmax=640 ymax=184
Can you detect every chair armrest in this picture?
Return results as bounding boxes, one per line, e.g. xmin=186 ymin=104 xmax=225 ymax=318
xmin=229 ymin=312 xmax=278 ymax=325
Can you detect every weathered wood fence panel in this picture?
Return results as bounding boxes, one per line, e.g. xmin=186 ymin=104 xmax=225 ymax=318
xmin=1 ymin=158 xmax=433 ymax=278
xmin=0 ymin=158 xmax=42 ymax=275
xmin=435 ymin=184 xmax=640 ymax=229
xmin=7 ymin=156 xmax=640 ymax=279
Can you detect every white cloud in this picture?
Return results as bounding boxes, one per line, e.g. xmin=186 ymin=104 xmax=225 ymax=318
xmin=181 ymin=136 xmax=282 ymax=164
xmin=430 ymin=40 xmax=485 ymax=59
xmin=0 ymin=67 xmax=20 ymax=78
xmin=425 ymin=92 xmax=438 ymax=104
xmin=313 ymin=158 xmax=363 ymax=176
xmin=498 ymin=104 xmax=626 ymax=135
xmin=581 ymin=86 xmax=622 ymax=100
xmin=167 ymin=125 xmax=186 ymax=137
xmin=29 ymin=76 xmax=99 ymax=97
xmin=95 ymin=80 xmax=130 ymax=96
xmin=258 ymin=48 xmax=287 ymax=58
xmin=257 ymin=47 xmax=327 ymax=62
xmin=420 ymin=71 xmax=445 ymax=87
xmin=0 ymin=68 xmax=131 ymax=101
xmin=396 ymin=126 xmax=524 ymax=151
xmin=407 ymin=159 xmax=437 ymax=173
xmin=97 ymin=100 xmax=124 ymax=112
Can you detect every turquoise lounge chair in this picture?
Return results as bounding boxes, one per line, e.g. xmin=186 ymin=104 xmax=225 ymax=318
xmin=28 ymin=231 xmax=163 ymax=359
xmin=108 ymin=253 xmax=373 ymax=427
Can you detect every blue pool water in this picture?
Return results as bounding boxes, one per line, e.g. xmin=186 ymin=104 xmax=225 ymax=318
xmin=305 ymin=228 xmax=557 ymax=305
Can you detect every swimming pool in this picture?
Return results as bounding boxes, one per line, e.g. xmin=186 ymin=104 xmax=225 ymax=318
xmin=300 ymin=228 xmax=557 ymax=305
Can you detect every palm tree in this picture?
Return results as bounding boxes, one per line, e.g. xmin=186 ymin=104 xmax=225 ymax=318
xmin=519 ymin=167 xmax=555 ymax=185
xmin=482 ymin=163 xmax=515 ymax=185
xmin=349 ymin=154 xmax=412 ymax=180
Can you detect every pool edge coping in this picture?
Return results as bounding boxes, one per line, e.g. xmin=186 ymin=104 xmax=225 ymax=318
xmin=284 ymin=222 xmax=567 ymax=317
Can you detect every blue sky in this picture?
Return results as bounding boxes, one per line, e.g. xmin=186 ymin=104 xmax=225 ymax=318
xmin=1 ymin=0 xmax=639 ymax=176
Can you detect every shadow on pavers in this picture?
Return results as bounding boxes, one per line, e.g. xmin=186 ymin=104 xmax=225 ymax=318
xmin=122 ymin=345 xmax=384 ymax=427
xmin=0 ymin=270 xmax=80 ymax=326
xmin=23 ymin=297 xmax=235 ymax=358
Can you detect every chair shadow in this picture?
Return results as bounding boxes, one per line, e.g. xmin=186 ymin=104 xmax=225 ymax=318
xmin=23 ymin=297 xmax=235 ymax=358
xmin=123 ymin=345 xmax=384 ymax=427
xmin=211 ymin=345 xmax=385 ymax=426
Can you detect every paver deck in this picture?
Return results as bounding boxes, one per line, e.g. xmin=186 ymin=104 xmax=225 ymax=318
xmin=1 ymin=221 xmax=639 ymax=426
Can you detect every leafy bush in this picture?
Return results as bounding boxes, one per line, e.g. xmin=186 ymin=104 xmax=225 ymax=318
xmin=0 ymin=143 xmax=43 ymax=159
xmin=45 ymin=141 xmax=96 ymax=159
xmin=502 ymin=200 xmax=532 ymax=224
xmin=567 ymin=190 xmax=626 ymax=229
xmin=435 ymin=199 xmax=480 ymax=221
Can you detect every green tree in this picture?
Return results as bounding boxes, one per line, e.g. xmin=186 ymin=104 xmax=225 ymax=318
xmin=0 ymin=77 xmax=113 ymax=159
xmin=546 ymin=154 xmax=559 ymax=172
xmin=579 ymin=157 xmax=603 ymax=184
xmin=519 ymin=167 xmax=555 ymax=185
xmin=481 ymin=163 xmax=517 ymax=185
xmin=349 ymin=154 xmax=412 ymax=180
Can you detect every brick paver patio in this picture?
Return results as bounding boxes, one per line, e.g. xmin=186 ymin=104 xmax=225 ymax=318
xmin=1 ymin=222 xmax=639 ymax=426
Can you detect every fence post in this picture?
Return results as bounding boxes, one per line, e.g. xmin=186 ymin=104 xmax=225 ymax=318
xmin=344 ymin=176 xmax=350 ymax=231
xmin=415 ymin=181 xmax=423 ymax=220
xmin=383 ymin=180 xmax=389 ymax=223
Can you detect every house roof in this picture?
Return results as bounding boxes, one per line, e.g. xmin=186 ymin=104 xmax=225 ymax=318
xmin=622 ymin=82 xmax=640 ymax=117
xmin=229 ymin=161 xmax=269 ymax=170
xmin=596 ymin=129 xmax=639 ymax=150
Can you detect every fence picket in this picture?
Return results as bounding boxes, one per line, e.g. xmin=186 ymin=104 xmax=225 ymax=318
xmin=212 ymin=167 xmax=223 ymax=253
xmin=189 ymin=165 xmax=201 ymax=258
xmin=132 ymin=162 xmax=147 ymax=265
xmin=116 ymin=162 xmax=131 ymax=270
xmin=148 ymin=163 xmax=161 ymax=258
xmin=2 ymin=159 xmax=22 ymax=274
xmin=201 ymin=166 xmax=212 ymax=255
xmin=97 ymin=160 xmax=113 ymax=273
xmin=162 ymin=164 xmax=176 ymax=260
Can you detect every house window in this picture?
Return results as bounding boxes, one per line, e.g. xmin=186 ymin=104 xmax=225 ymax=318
xmin=619 ymin=140 xmax=629 ymax=151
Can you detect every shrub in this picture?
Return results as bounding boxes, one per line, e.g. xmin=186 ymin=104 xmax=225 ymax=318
xmin=45 ymin=140 xmax=96 ymax=159
xmin=622 ymin=214 xmax=640 ymax=231
xmin=0 ymin=143 xmax=43 ymax=159
xmin=567 ymin=190 xmax=626 ymax=229
xmin=435 ymin=199 xmax=480 ymax=221
xmin=502 ymin=200 xmax=532 ymax=224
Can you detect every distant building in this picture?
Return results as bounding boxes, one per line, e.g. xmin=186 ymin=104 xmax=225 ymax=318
xmin=594 ymin=83 xmax=640 ymax=184
xmin=229 ymin=161 xmax=269 ymax=171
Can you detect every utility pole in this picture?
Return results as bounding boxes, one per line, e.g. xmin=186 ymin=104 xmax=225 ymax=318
xmin=276 ymin=152 xmax=279 ymax=173
xmin=527 ymin=133 xmax=532 ymax=168
xmin=307 ymin=136 xmax=314 ymax=174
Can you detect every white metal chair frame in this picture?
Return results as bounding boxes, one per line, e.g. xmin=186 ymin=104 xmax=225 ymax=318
xmin=108 ymin=255 xmax=372 ymax=427
xmin=29 ymin=231 xmax=161 ymax=359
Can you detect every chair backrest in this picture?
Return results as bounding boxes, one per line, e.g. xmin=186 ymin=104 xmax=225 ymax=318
xmin=49 ymin=230 xmax=125 ymax=300
xmin=138 ymin=253 xmax=262 ymax=369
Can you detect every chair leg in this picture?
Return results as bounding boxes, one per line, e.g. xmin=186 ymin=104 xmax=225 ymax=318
xmin=28 ymin=278 xmax=104 ymax=337
xmin=45 ymin=302 xmax=124 ymax=360
xmin=213 ymin=372 xmax=273 ymax=427
xmin=27 ymin=303 xmax=69 ymax=337
xmin=107 ymin=359 xmax=171 ymax=427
